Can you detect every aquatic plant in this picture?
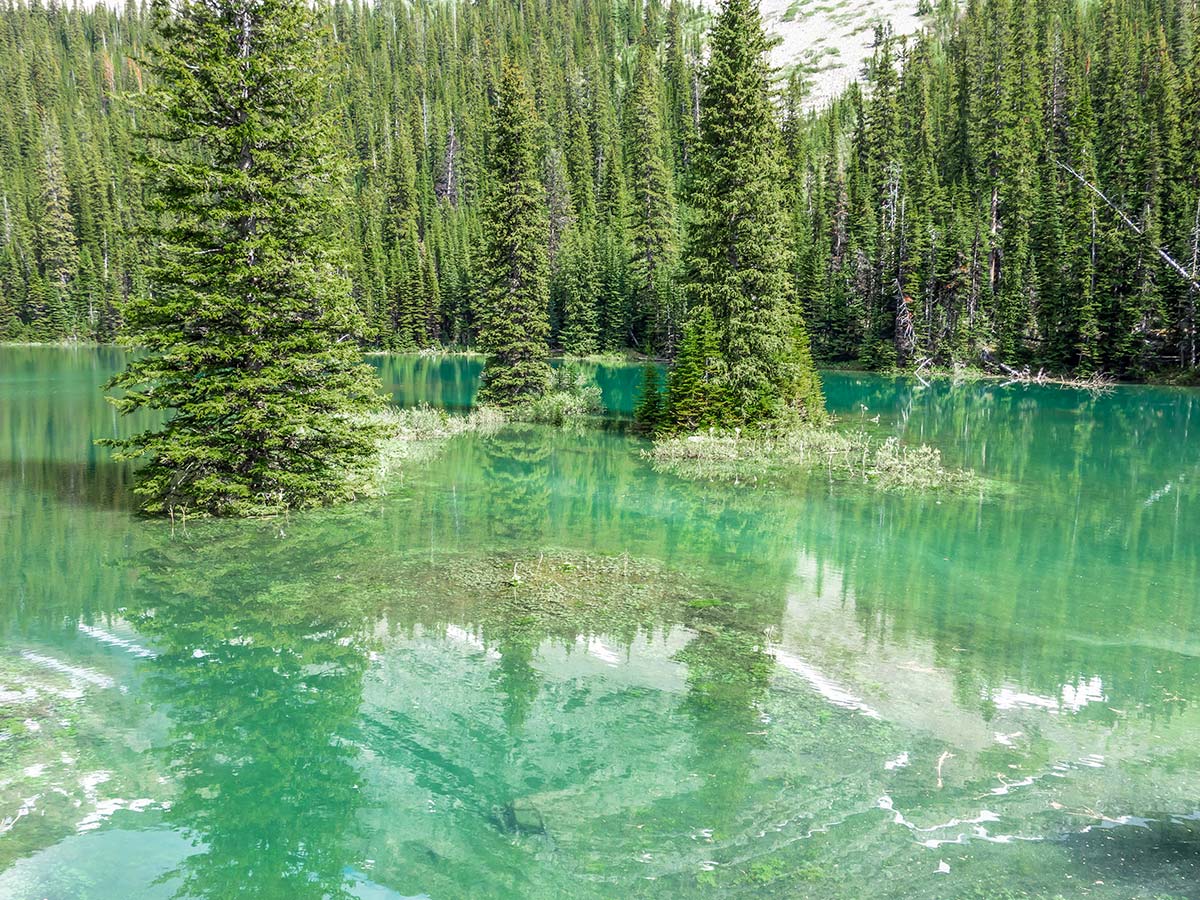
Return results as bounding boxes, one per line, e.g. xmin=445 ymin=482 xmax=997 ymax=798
xmin=647 ymin=424 xmax=978 ymax=492
xmin=384 ymin=547 xmax=732 ymax=647
xmin=366 ymin=364 xmax=604 ymax=488
xmin=507 ymin=364 xmax=603 ymax=427
xmin=559 ymin=351 xmax=631 ymax=366
xmin=370 ymin=404 xmax=505 ymax=478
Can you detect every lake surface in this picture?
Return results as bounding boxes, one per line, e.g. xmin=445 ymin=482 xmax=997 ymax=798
xmin=2 ymin=346 xmax=1199 ymax=899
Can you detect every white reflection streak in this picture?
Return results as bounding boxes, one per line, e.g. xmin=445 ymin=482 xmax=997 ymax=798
xmin=879 ymin=747 xmax=1121 ymax=850
xmin=76 ymin=796 xmax=167 ymax=833
xmin=772 ymin=649 xmax=881 ymax=718
xmin=77 ymin=623 xmax=157 ymax=659
xmin=20 ymin=651 xmax=115 ymax=689
xmin=0 ymin=794 xmax=40 ymax=835
xmin=577 ymin=636 xmax=620 ymax=666
xmin=989 ymin=676 xmax=1105 ymax=714
xmin=885 ymin=751 xmax=910 ymax=770
xmin=444 ymin=624 xmax=501 ymax=659
xmin=878 ymin=795 xmax=1038 ymax=848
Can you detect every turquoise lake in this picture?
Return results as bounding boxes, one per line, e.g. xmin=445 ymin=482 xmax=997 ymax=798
xmin=1 ymin=346 xmax=1198 ymax=898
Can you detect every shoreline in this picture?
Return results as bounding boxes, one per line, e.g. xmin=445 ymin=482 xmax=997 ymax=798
xmin=7 ymin=341 xmax=1197 ymax=389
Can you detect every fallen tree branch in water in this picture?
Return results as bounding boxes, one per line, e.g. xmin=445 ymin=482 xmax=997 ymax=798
xmin=936 ymin=750 xmax=954 ymax=789
xmin=979 ymin=351 xmax=1117 ymax=394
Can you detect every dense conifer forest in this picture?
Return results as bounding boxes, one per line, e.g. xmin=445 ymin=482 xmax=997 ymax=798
xmin=1 ymin=0 xmax=1198 ymax=379
xmin=794 ymin=0 xmax=1200 ymax=378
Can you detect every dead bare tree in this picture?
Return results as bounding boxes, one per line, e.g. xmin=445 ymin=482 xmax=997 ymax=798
xmin=1057 ymin=159 xmax=1200 ymax=369
xmin=1055 ymin=159 xmax=1200 ymax=289
xmin=1186 ymin=198 xmax=1200 ymax=368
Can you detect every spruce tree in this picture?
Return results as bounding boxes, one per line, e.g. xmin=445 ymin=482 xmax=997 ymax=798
xmin=627 ymin=28 xmax=678 ymax=355
xmin=104 ymin=0 xmax=383 ymax=517
xmin=682 ymin=0 xmax=824 ymax=424
xmin=37 ymin=117 xmax=78 ymax=314
xmin=476 ymin=60 xmax=551 ymax=404
xmin=0 ymin=249 xmax=22 ymax=340
xmin=665 ymin=304 xmax=726 ymax=431
xmin=664 ymin=0 xmax=697 ymax=175
xmin=383 ymin=121 xmax=424 ymax=350
xmin=633 ymin=363 xmax=664 ymax=433
xmin=556 ymin=223 xmax=601 ymax=356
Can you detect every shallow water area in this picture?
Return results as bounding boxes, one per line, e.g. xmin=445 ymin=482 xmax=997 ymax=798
xmin=2 ymin=347 xmax=1199 ymax=898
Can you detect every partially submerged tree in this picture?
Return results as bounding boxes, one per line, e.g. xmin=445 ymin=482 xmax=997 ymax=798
xmin=104 ymin=0 xmax=383 ymax=517
xmin=678 ymin=0 xmax=824 ymax=426
xmin=476 ymin=60 xmax=552 ymax=405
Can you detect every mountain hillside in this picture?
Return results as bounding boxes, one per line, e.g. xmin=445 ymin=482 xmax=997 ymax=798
xmin=751 ymin=0 xmax=924 ymax=103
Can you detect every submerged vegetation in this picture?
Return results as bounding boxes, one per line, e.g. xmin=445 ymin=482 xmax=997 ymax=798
xmin=0 ymin=650 xmax=166 ymax=872
xmin=373 ymin=364 xmax=603 ymax=480
xmin=648 ymin=423 xmax=979 ymax=492
xmin=393 ymin=548 xmax=722 ymax=644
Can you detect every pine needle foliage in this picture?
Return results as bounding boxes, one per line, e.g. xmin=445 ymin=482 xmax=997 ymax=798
xmin=102 ymin=0 xmax=384 ymax=517
xmin=476 ymin=60 xmax=552 ymax=406
xmin=4 ymin=0 xmax=1197 ymax=380
xmin=633 ymin=364 xmax=665 ymax=433
xmin=678 ymin=0 xmax=825 ymax=426
xmin=665 ymin=304 xmax=727 ymax=430
xmin=628 ymin=28 xmax=680 ymax=355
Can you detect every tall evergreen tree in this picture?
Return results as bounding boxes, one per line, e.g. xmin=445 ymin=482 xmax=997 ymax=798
xmin=382 ymin=119 xmax=424 ymax=350
xmin=680 ymin=0 xmax=824 ymax=424
xmin=476 ymin=60 xmax=551 ymax=404
xmin=634 ymin=362 xmax=665 ymax=433
xmin=0 ymin=248 xmax=20 ymax=339
xmin=555 ymin=222 xmax=601 ymax=356
xmin=627 ymin=27 xmax=679 ymax=354
xmin=104 ymin=0 xmax=383 ymax=517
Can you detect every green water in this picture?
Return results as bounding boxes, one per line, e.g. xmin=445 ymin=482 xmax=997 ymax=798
xmin=2 ymin=347 xmax=1199 ymax=899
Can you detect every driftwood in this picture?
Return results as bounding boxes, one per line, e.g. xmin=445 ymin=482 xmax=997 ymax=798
xmin=904 ymin=354 xmax=1113 ymax=392
xmin=979 ymin=349 xmax=1116 ymax=393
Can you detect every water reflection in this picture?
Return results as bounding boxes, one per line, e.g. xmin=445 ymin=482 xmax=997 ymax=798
xmin=125 ymin=523 xmax=375 ymax=899
xmin=367 ymin=353 xmax=646 ymax=418
xmin=2 ymin=349 xmax=1200 ymax=897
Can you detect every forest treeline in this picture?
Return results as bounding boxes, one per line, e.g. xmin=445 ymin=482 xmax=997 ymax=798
xmin=795 ymin=0 xmax=1200 ymax=377
xmin=0 ymin=0 xmax=705 ymax=355
xmin=2 ymin=0 xmax=1198 ymax=378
